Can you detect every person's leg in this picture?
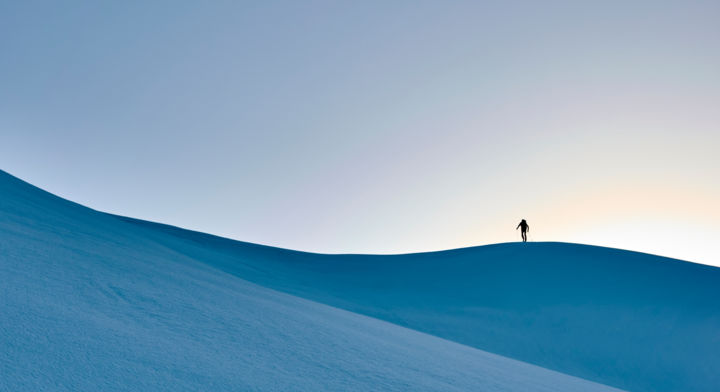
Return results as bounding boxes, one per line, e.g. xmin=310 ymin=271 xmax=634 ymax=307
xmin=522 ymin=231 xmax=527 ymax=242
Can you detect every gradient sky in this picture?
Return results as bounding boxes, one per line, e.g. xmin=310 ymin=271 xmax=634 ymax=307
xmin=2 ymin=1 xmax=719 ymax=265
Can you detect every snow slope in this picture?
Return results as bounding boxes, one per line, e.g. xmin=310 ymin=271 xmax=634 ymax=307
xmin=118 ymin=210 xmax=720 ymax=390
xmin=0 ymin=170 xmax=621 ymax=391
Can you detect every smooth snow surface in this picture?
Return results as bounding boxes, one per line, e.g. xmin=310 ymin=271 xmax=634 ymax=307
xmin=118 ymin=224 xmax=720 ymax=392
xmin=0 ymin=170 xmax=622 ymax=391
xmin=155 ymin=233 xmax=720 ymax=392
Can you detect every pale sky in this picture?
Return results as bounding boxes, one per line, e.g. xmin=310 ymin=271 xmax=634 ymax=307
xmin=2 ymin=1 xmax=719 ymax=265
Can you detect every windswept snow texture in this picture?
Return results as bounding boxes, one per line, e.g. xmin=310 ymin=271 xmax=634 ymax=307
xmin=119 ymin=218 xmax=720 ymax=391
xmin=4 ymin=171 xmax=720 ymax=392
xmin=0 ymin=170 xmax=622 ymax=391
xmin=116 ymin=222 xmax=720 ymax=392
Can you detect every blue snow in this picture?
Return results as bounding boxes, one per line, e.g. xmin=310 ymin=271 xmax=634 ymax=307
xmin=2 ymin=168 xmax=718 ymax=391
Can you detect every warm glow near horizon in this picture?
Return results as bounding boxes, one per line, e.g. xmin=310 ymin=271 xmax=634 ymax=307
xmin=2 ymin=1 xmax=719 ymax=266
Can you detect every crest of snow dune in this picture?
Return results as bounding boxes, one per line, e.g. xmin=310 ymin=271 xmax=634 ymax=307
xmin=4 ymin=169 xmax=717 ymax=391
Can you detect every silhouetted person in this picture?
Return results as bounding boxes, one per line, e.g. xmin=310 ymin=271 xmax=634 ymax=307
xmin=516 ymin=219 xmax=529 ymax=242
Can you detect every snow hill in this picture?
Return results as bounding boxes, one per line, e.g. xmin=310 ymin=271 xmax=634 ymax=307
xmin=1 ymin=170 xmax=718 ymax=391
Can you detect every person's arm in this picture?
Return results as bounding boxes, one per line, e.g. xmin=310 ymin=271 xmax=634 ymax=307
xmin=516 ymin=223 xmax=520 ymax=230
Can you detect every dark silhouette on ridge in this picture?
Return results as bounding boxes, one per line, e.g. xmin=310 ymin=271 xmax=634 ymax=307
xmin=516 ymin=219 xmax=529 ymax=242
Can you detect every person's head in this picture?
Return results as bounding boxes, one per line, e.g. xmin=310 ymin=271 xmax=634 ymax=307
xmin=521 ymin=219 xmax=526 ymax=222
